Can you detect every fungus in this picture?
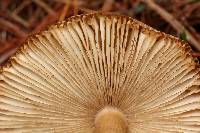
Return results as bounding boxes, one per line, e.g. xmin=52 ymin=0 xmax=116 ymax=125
xmin=0 ymin=13 xmax=200 ymax=132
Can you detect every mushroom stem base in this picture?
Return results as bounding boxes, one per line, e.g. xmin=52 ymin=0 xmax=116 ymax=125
xmin=94 ymin=107 xmax=128 ymax=133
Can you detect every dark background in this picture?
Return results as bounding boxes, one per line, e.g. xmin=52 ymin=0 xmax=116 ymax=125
xmin=0 ymin=0 xmax=200 ymax=64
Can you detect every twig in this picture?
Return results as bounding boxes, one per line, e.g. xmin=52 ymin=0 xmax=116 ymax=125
xmin=51 ymin=0 xmax=67 ymax=3
xmin=102 ymin=0 xmax=113 ymax=12
xmin=0 ymin=38 xmax=23 ymax=55
xmin=79 ymin=7 xmax=99 ymax=13
xmin=32 ymin=8 xmax=64 ymax=34
xmin=140 ymin=0 xmax=200 ymax=51
xmin=184 ymin=2 xmax=200 ymax=18
xmin=11 ymin=13 xmax=30 ymax=28
xmin=59 ymin=0 xmax=70 ymax=21
xmin=0 ymin=46 xmax=17 ymax=65
xmin=11 ymin=0 xmax=31 ymax=28
xmin=73 ymin=0 xmax=78 ymax=15
xmin=0 ymin=18 xmax=26 ymax=38
xmin=13 ymin=0 xmax=31 ymax=14
xmin=0 ymin=0 xmax=9 ymax=12
xmin=184 ymin=21 xmax=200 ymax=41
xmin=33 ymin=0 xmax=55 ymax=15
xmin=192 ymin=53 xmax=200 ymax=58
xmin=28 ymin=7 xmax=42 ymax=28
xmin=0 ymin=31 xmax=7 ymax=43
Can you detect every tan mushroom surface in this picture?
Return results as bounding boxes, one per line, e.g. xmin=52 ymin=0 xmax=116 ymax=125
xmin=0 ymin=13 xmax=200 ymax=133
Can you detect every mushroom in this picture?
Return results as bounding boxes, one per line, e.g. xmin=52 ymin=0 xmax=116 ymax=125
xmin=0 ymin=13 xmax=200 ymax=133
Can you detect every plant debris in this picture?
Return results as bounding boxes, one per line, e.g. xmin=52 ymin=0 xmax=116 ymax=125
xmin=0 ymin=0 xmax=200 ymax=64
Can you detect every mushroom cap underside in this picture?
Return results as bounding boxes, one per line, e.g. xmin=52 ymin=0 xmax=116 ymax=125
xmin=0 ymin=13 xmax=200 ymax=132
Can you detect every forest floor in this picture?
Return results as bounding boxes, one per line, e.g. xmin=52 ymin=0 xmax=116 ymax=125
xmin=0 ymin=0 xmax=200 ymax=64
